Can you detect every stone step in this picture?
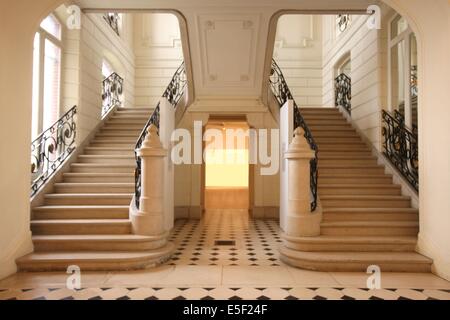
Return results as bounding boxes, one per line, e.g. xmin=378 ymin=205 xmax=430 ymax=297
xmin=84 ymin=147 xmax=134 ymax=156
xmin=319 ymin=184 xmax=402 ymax=196
xmin=63 ymin=173 xmax=134 ymax=183
xmin=31 ymin=219 xmax=132 ymax=235
xmin=319 ymin=174 xmax=393 ymax=184
xmin=320 ymin=165 xmax=385 ymax=175
xmin=279 ymin=247 xmax=432 ymax=272
xmin=54 ymin=183 xmax=135 ymax=194
xmin=282 ymin=234 xmax=418 ymax=252
xmin=96 ymin=132 xmax=140 ymax=138
xmin=314 ymin=136 xmax=363 ymax=143
xmin=33 ymin=205 xmax=130 ymax=220
xmin=77 ymin=155 xmax=135 ymax=165
xmin=322 ymin=208 xmax=419 ymax=222
xmin=70 ymin=163 xmax=135 ymax=173
xmin=44 ymin=193 xmax=133 ymax=205
xmin=313 ymin=131 xmax=359 ymax=138
xmin=319 ymin=157 xmax=379 ymax=166
xmin=32 ymin=234 xmax=167 ymax=252
xmin=16 ymin=245 xmax=174 ymax=271
xmin=103 ymin=124 xmax=146 ymax=130
xmin=320 ymin=221 xmax=419 ymax=236
xmin=320 ymin=195 xmax=411 ymax=208
xmin=309 ymin=125 xmax=354 ymax=131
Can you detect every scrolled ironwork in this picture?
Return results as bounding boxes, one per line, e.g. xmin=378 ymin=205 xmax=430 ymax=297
xmin=31 ymin=106 xmax=77 ymax=196
xmin=381 ymin=109 xmax=419 ymax=191
xmin=163 ymin=62 xmax=187 ymax=107
xmin=134 ymin=62 xmax=186 ymax=209
xmin=337 ymin=14 xmax=351 ymax=32
xmin=102 ymin=72 xmax=123 ymax=117
xmin=335 ymin=73 xmax=352 ymax=114
xmin=103 ymin=13 xmax=120 ymax=36
xmin=270 ymin=59 xmax=318 ymax=211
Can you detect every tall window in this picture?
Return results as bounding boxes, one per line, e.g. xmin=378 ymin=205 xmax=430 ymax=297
xmin=32 ymin=14 xmax=62 ymax=139
xmin=388 ymin=15 xmax=418 ymax=130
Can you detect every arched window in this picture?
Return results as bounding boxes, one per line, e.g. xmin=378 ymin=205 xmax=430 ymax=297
xmin=31 ymin=14 xmax=63 ymax=139
xmin=388 ymin=14 xmax=418 ymax=130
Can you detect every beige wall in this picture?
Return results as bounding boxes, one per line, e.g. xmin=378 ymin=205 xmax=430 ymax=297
xmin=134 ymin=13 xmax=183 ymax=108
xmin=76 ymin=13 xmax=135 ymax=143
xmin=274 ymin=15 xmax=323 ymax=108
xmin=322 ymin=13 xmax=387 ymax=150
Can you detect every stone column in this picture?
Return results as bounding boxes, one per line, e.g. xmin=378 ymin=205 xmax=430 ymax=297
xmin=284 ymin=127 xmax=322 ymax=237
xmin=132 ymin=124 xmax=167 ymax=236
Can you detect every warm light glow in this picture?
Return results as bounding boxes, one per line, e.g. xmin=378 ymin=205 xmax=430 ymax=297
xmin=205 ymin=149 xmax=249 ymax=187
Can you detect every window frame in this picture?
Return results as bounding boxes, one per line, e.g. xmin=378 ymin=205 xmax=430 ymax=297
xmin=387 ymin=13 xmax=416 ymax=129
xmin=32 ymin=13 xmax=64 ymax=139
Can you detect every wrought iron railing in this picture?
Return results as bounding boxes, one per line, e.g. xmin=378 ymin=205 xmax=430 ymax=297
xmin=102 ymin=72 xmax=123 ymax=117
xmin=134 ymin=62 xmax=186 ymax=209
xmin=335 ymin=73 xmax=352 ymax=114
xmin=337 ymin=14 xmax=351 ymax=32
xmin=31 ymin=106 xmax=77 ymax=196
xmin=103 ymin=13 xmax=120 ymax=36
xmin=269 ymin=59 xmax=318 ymax=211
xmin=382 ymin=109 xmax=419 ymax=191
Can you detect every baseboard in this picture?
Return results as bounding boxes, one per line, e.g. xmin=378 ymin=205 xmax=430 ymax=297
xmin=175 ymin=206 xmax=203 ymax=220
xmin=0 ymin=230 xmax=33 ymax=281
xmin=417 ymin=232 xmax=450 ymax=281
xmin=336 ymin=105 xmax=419 ymax=208
xmin=251 ymin=206 xmax=279 ymax=219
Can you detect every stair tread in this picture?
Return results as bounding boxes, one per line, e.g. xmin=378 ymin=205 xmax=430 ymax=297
xmin=71 ymin=163 xmax=135 ymax=167
xmin=45 ymin=193 xmax=133 ymax=198
xmin=323 ymin=207 xmax=418 ymax=213
xmin=55 ymin=183 xmax=134 ymax=186
xmin=321 ymin=221 xmax=419 ymax=227
xmin=281 ymin=249 xmax=432 ymax=263
xmin=320 ymin=184 xmax=400 ymax=188
xmin=286 ymin=235 xmax=418 ymax=244
xmin=34 ymin=205 xmax=129 ymax=210
xmin=64 ymin=173 xmax=134 ymax=176
xmin=17 ymin=251 xmax=169 ymax=262
xmin=31 ymin=219 xmax=131 ymax=224
xmin=32 ymin=234 xmax=155 ymax=241
xmin=321 ymin=195 xmax=410 ymax=199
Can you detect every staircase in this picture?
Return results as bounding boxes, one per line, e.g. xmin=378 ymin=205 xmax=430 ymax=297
xmin=18 ymin=108 xmax=173 ymax=271
xmin=281 ymin=107 xmax=432 ymax=272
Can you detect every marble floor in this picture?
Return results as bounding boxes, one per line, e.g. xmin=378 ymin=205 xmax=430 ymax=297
xmin=0 ymin=210 xmax=449 ymax=300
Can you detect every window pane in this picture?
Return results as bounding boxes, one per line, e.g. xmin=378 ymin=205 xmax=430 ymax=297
xmin=32 ymin=33 xmax=41 ymax=140
xmin=102 ymin=60 xmax=114 ymax=79
xmin=391 ymin=15 xmax=408 ymax=38
xmin=391 ymin=40 xmax=406 ymax=113
xmin=43 ymin=39 xmax=61 ymax=130
xmin=40 ymin=14 xmax=61 ymax=40
xmin=410 ymin=34 xmax=418 ymax=129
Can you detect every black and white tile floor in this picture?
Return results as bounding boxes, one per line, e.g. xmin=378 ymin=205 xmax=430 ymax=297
xmin=1 ymin=287 xmax=449 ymax=300
xmin=1 ymin=210 xmax=449 ymax=300
xmin=168 ymin=210 xmax=281 ymax=267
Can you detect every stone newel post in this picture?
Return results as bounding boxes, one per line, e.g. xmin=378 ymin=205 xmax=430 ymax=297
xmin=132 ymin=124 xmax=167 ymax=236
xmin=284 ymin=128 xmax=321 ymax=237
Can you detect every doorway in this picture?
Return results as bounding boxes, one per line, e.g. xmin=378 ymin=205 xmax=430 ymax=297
xmin=203 ymin=120 xmax=250 ymax=211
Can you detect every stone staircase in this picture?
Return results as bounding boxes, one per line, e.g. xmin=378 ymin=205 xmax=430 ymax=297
xmin=280 ymin=107 xmax=432 ymax=272
xmin=17 ymin=108 xmax=173 ymax=271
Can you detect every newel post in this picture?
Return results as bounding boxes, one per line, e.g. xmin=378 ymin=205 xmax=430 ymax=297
xmin=132 ymin=124 xmax=167 ymax=236
xmin=284 ymin=128 xmax=322 ymax=237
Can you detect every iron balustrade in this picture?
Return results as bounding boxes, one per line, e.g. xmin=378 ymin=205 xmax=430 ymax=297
xmin=102 ymin=72 xmax=124 ymax=117
xmin=381 ymin=109 xmax=419 ymax=191
xmin=337 ymin=14 xmax=351 ymax=32
xmin=31 ymin=106 xmax=77 ymax=196
xmin=269 ymin=59 xmax=319 ymax=211
xmin=103 ymin=13 xmax=120 ymax=36
xmin=134 ymin=62 xmax=187 ymax=209
xmin=335 ymin=73 xmax=352 ymax=115
xmin=163 ymin=62 xmax=187 ymax=107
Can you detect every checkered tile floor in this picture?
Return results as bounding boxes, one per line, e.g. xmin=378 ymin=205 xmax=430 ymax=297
xmin=168 ymin=210 xmax=281 ymax=266
xmin=1 ymin=287 xmax=449 ymax=300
